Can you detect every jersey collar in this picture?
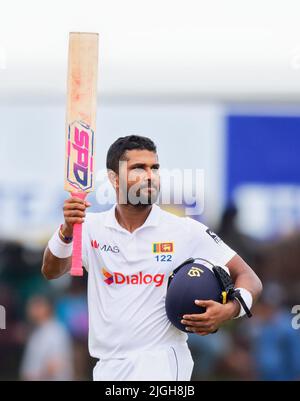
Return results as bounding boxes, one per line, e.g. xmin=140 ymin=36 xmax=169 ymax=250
xmin=104 ymin=203 xmax=161 ymax=233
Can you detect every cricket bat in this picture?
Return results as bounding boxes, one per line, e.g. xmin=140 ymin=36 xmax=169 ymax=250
xmin=64 ymin=32 xmax=99 ymax=276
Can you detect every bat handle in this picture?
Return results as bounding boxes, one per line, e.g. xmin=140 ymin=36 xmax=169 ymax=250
xmin=70 ymin=192 xmax=87 ymax=277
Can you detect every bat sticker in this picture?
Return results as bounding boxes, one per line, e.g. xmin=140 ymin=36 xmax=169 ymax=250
xmin=66 ymin=120 xmax=94 ymax=191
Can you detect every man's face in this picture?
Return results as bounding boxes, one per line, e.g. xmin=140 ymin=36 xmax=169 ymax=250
xmin=116 ymin=149 xmax=160 ymax=206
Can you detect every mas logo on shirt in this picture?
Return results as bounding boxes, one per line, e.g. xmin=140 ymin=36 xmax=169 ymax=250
xmin=152 ymin=242 xmax=174 ymax=253
xmin=206 ymin=229 xmax=223 ymax=244
xmin=91 ymin=240 xmax=120 ymax=253
xmin=101 ymin=268 xmax=165 ymax=287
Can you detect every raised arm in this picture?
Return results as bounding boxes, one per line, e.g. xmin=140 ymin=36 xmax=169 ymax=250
xmin=42 ymin=197 xmax=90 ymax=280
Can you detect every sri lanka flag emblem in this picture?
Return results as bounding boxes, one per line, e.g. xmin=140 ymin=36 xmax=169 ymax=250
xmin=152 ymin=242 xmax=174 ymax=253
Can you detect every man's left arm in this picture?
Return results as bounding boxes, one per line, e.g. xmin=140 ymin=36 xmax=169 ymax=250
xmin=181 ymin=254 xmax=263 ymax=335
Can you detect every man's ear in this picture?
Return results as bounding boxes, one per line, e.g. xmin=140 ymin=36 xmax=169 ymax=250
xmin=107 ymin=169 xmax=118 ymax=189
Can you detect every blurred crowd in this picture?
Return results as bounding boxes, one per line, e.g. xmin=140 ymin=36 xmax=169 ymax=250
xmin=0 ymin=244 xmax=94 ymax=380
xmin=0 ymin=205 xmax=300 ymax=381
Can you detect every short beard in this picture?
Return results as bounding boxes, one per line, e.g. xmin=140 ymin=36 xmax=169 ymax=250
xmin=118 ymin=186 xmax=159 ymax=206
xmin=127 ymin=190 xmax=159 ymax=206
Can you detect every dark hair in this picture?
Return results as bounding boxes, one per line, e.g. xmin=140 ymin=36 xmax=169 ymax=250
xmin=106 ymin=135 xmax=157 ymax=173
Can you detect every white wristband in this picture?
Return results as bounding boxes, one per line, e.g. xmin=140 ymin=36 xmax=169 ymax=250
xmin=234 ymin=288 xmax=253 ymax=319
xmin=48 ymin=227 xmax=73 ymax=258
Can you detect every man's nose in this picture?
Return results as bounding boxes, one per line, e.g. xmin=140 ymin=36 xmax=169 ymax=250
xmin=146 ymin=168 xmax=156 ymax=180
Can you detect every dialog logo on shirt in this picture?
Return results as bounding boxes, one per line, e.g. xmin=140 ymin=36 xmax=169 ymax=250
xmin=101 ymin=268 xmax=165 ymax=287
xmin=91 ymin=240 xmax=120 ymax=253
xmin=152 ymin=242 xmax=174 ymax=253
xmin=102 ymin=268 xmax=114 ymax=285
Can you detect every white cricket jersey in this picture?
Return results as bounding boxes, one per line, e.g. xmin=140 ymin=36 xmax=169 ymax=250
xmin=82 ymin=204 xmax=236 ymax=360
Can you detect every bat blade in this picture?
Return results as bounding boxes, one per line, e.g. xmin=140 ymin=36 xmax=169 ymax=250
xmin=65 ymin=32 xmax=98 ymax=193
xmin=64 ymin=32 xmax=99 ymax=276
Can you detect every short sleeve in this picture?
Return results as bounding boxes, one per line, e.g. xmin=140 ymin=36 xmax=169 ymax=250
xmin=186 ymin=217 xmax=236 ymax=266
